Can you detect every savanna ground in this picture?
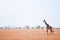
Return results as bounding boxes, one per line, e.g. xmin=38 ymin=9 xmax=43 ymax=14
xmin=0 ymin=29 xmax=60 ymax=40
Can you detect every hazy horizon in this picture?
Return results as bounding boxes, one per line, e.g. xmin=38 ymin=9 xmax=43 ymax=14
xmin=0 ymin=0 xmax=60 ymax=28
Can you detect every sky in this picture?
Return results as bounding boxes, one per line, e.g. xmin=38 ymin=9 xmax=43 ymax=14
xmin=0 ymin=0 xmax=60 ymax=28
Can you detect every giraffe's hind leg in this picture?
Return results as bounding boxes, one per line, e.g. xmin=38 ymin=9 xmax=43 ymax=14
xmin=50 ymin=28 xmax=54 ymax=34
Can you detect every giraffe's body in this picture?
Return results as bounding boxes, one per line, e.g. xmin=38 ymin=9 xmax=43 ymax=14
xmin=43 ymin=20 xmax=54 ymax=34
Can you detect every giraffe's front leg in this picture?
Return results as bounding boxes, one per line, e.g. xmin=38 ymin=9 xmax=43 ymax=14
xmin=46 ymin=29 xmax=48 ymax=34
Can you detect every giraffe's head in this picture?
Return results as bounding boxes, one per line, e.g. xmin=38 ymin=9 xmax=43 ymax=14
xmin=43 ymin=19 xmax=46 ymax=22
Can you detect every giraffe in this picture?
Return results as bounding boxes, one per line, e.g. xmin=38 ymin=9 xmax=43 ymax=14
xmin=43 ymin=20 xmax=54 ymax=34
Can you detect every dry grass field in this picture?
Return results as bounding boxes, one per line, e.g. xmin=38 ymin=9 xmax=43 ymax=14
xmin=0 ymin=29 xmax=60 ymax=40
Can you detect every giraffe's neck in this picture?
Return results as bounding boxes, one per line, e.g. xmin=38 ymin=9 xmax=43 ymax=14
xmin=44 ymin=21 xmax=48 ymax=26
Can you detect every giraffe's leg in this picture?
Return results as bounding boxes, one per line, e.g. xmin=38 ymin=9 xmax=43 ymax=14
xmin=47 ymin=29 xmax=48 ymax=34
xmin=50 ymin=28 xmax=53 ymax=34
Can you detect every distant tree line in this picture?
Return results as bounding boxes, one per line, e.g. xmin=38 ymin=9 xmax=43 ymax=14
xmin=0 ymin=25 xmax=45 ymax=29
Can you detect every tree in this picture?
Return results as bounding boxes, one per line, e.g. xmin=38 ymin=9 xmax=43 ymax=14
xmin=36 ymin=26 xmax=40 ymax=29
xmin=25 ymin=25 xmax=29 ymax=29
xmin=41 ymin=27 xmax=44 ymax=29
xmin=0 ymin=27 xmax=3 ymax=29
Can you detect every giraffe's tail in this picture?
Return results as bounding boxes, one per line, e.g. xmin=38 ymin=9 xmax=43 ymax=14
xmin=51 ymin=27 xmax=54 ymax=32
